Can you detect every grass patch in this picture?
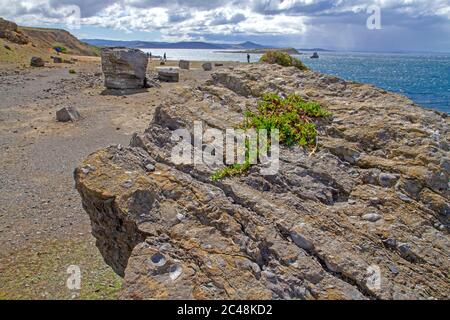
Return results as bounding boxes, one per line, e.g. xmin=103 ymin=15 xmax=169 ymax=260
xmin=260 ymin=50 xmax=308 ymax=71
xmin=211 ymin=93 xmax=331 ymax=181
xmin=211 ymin=162 xmax=252 ymax=182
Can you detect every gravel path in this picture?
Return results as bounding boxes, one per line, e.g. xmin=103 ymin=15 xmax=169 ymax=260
xmin=0 ymin=59 xmax=215 ymax=299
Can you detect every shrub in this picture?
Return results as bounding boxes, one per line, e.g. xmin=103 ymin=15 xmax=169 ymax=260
xmin=260 ymin=51 xmax=308 ymax=71
xmin=69 ymin=69 xmax=76 ymax=74
xmin=244 ymin=93 xmax=331 ymax=147
xmin=211 ymin=93 xmax=331 ymax=180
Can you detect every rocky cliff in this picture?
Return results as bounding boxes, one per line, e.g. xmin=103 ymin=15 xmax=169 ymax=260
xmin=75 ymin=63 xmax=449 ymax=300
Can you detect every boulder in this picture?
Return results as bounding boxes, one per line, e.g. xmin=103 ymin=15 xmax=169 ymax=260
xmin=101 ymin=47 xmax=148 ymax=90
xmin=202 ymin=62 xmax=212 ymax=71
xmin=30 ymin=57 xmax=45 ymax=67
xmin=179 ymin=60 xmax=190 ymax=70
xmin=158 ymin=68 xmax=179 ymax=82
xmin=56 ymin=106 xmax=81 ymax=122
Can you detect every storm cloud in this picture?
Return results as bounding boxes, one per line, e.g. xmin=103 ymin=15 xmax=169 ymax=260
xmin=0 ymin=0 xmax=449 ymax=51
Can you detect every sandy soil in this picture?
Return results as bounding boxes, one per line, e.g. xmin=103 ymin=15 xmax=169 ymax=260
xmin=0 ymin=56 xmax=232 ymax=299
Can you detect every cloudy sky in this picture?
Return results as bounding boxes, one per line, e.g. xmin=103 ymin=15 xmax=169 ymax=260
xmin=1 ymin=0 xmax=449 ymax=52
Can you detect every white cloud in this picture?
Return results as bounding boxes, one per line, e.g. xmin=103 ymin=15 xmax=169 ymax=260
xmin=0 ymin=0 xmax=449 ymax=50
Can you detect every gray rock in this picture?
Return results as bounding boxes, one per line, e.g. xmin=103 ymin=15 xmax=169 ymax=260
xmin=202 ymin=62 xmax=212 ymax=71
xmin=389 ymin=265 xmax=399 ymax=275
xmin=101 ymin=47 xmax=148 ymax=89
xmin=56 ymin=106 xmax=80 ymax=122
xmin=52 ymin=56 xmax=63 ymax=63
xmin=144 ymin=77 xmax=161 ymax=88
xmin=30 ymin=57 xmax=45 ymax=67
xmin=158 ymin=68 xmax=179 ymax=82
xmin=379 ymin=172 xmax=399 ymax=187
xmin=361 ymin=213 xmax=382 ymax=222
xmin=179 ymin=60 xmax=190 ymax=70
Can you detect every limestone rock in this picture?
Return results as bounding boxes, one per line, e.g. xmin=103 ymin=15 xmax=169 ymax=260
xmin=75 ymin=63 xmax=450 ymax=300
xmin=202 ymin=62 xmax=212 ymax=71
xmin=30 ymin=57 xmax=45 ymax=67
xmin=52 ymin=56 xmax=63 ymax=63
xmin=56 ymin=106 xmax=80 ymax=122
xmin=158 ymin=68 xmax=179 ymax=82
xmin=101 ymin=47 xmax=149 ymax=89
xmin=179 ymin=60 xmax=190 ymax=70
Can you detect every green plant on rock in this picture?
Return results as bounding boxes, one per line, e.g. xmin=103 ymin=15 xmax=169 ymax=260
xmin=244 ymin=92 xmax=331 ymax=147
xmin=211 ymin=93 xmax=331 ymax=181
xmin=260 ymin=51 xmax=308 ymax=71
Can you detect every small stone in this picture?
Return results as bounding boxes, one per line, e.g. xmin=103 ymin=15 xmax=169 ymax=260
xmin=389 ymin=265 xmax=399 ymax=275
xmin=179 ymin=60 xmax=190 ymax=70
xmin=361 ymin=213 xmax=382 ymax=222
xmin=122 ymin=180 xmax=133 ymax=189
xmin=378 ymin=173 xmax=399 ymax=187
xmin=202 ymin=62 xmax=212 ymax=71
xmin=30 ymin=57 xmax=45 ymax=67
xmin=145 ymin=164 xmax=155 ymax=172
xmin=383 ymin=238 xmax=397 ymax=249
xmin=396 ymin=191 xmax=412 ymax=203
xmin=56 ymin=106 xmax=81 ymax=122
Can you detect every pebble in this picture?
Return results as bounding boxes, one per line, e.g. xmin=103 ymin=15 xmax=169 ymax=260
xmin=145 ymin=164 xmax=155 ymax=172
xmin=389 ymin=265 xmax=399 ymax=275
xmin=361 ymin=213 xmax=382 ymax=222
xmin=122 ymin=180 xmax=133 ymax=189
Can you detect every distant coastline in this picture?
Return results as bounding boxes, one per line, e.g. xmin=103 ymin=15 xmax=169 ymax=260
xmin=215 ymin=48 xmax=301 ymax=55
xmin=82 ymin=39 xmax=330 ymax=54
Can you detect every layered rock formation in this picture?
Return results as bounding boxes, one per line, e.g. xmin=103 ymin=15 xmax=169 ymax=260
xmin=0 ymin=17 xmax=29 ymax=44
xmin=101 ymin=48 xmax=149 ymax=89
xmin=75 ymin=63 xmax=449 ymax=300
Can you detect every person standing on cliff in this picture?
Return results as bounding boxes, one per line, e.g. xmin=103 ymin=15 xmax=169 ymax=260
xmin=247 ymin=53 xmax=251 ymax=63
xmin=164 ymin=52 xmax=167 ymax=62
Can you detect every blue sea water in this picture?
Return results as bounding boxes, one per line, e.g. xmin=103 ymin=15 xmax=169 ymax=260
xmin=142 ymin=49 xmax=450 ymax=113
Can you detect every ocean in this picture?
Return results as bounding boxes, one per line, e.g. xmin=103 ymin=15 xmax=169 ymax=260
xmin=142 ymin=49 xmax=450 ymax=114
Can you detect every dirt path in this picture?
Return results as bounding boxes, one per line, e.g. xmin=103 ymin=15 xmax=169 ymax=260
xmin=0 ymin=58 xmax=219 ymax=299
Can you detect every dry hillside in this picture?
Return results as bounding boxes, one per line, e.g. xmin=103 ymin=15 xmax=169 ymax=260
xmin=0 ymin=17 xmax=98 ymax=67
